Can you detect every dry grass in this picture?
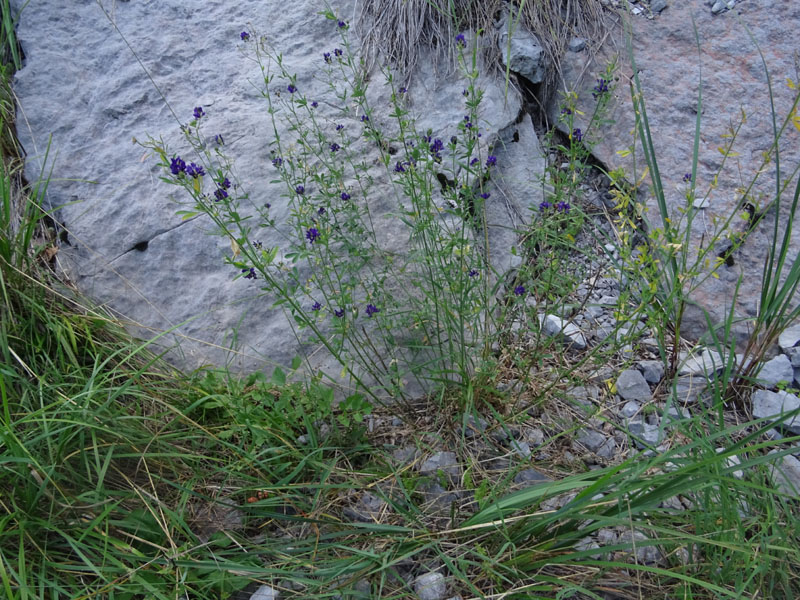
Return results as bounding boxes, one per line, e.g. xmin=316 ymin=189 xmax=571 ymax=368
xmin=356 ymin=0 xmax=610 ymax=92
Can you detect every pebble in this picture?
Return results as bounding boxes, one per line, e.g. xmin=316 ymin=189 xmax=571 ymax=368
xmin=756 ymin=354 xmax=794 ymax=387
xmin=575 ymin=429 xmax=607 ymax=453
xmin=752 ymin=390 xmax=800 ymax=434
xmin=637 ymin=360 xmax=665 ymax=383
xmin=616 ymin=369 xmax=652 ymax=401
xmin=514 ymin=468 xmax=551 ymax=486
xmin=779 ymin=323 xmax=800 ymax=352
xmin=250 ymin=585 xmax=279 ymax=600
xmin=419 ymin=451 xmax=461 ymax=481
xmin=650 ymin=0 xmax=668 ymax=13
xmin=620 ymin=400 xmax=641 ymax=418
xmin=568 ymin=37 xmax=586 ymax=52
xmin=768 ymin=451 xmax=800 ymax=496
xmin=414 ymin=572 xmax=447 ymax=600
xmin=539 ymin=313 xmax=587 ymax=350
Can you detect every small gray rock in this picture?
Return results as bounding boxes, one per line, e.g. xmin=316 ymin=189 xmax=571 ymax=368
xmin=498 ymin=20 xmax=546 ymax=84
xmin=620 ymin=400 xmax=641 ymax=418
xmin=756 ymin=354 xmax=794 ymax=387
xmin=414 ymin=572 xmax=446 ymax=600
xmin=540 ymin=314 xmax=587 ymax=350
xmin=250 ymin=585 xmax=280 ymax=600
xmin=616 ymin=369 xmax=651 ymax=401
xmin=511 ymin=440 xmax=532 ymax=458
xmin=420 ymin=451 xmax=461 ymax=481
xmin=514 ymin=468 xmax=550 ymax=486
xmin=463 ymin=414 xmax=488 ymax=438
xmin=568 ymin=37 xmax=586 ymax=52
xmin=628 ymin=419 xmax=663 ymax=448
xmin=650 ymin=0 xmax=668 ymax=13
xmin=575 ymin=429 xmax=607 ymax=453
xmin=672 ymin=375 xmax=708 ymax=404
xmin=779 ymin=323 xmax=800 ymax=352
xmin=596 ymin=437 xmax=616 ymax=460
xmin=785 ymin=346 xmax=800 ymax=367
xmin=768 ymin=451 xmax=800 ymax=496
xmin=752 ymin=390 xmax=800 ymax=434
xmin=343 ymin=492 xmax=387 ymax=523
xmin=637 ymin=360 xmax=665 ymax=384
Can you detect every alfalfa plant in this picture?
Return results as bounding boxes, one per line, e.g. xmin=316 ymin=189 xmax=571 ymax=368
xmin=144 ymin=15 xmax=529 ymax=409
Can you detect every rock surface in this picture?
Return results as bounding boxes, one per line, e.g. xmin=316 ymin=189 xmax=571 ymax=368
xmin=550 ymin=1 xmax=800 ymax=347
xmin=11 ymin=0 xmax=535 ymax=388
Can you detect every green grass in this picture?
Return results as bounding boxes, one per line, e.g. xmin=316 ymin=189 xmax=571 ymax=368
xmin=3 ymin=3 xmax=800 ymax=599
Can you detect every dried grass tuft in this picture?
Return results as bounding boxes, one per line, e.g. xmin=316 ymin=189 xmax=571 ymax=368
xmin=356 ymin=0 xmax=611 ymax=92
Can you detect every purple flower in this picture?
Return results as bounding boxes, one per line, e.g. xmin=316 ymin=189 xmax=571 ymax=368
xmin=330 ymin=142 xmax=340 ymax=152
xmin=486 ymin=156 xmax=497 ymax=167
xmin=556 ymin=201 xmax=570 ymax=213
xmin=394 ymin=161 xmax=406 ymax=173
xmin=295 ymin=185 xmax=305 ymax=195
xmin=470 ymin=158 xmax=479 ymax=166
xmin=265 ymin=203 xmax=271 ymax=209
xmin=334 ymin=308 xmax=345 ymax=318
xmin=252 ymin=240 xmax=263 ymax=249
xmin=336 ymin=124 xmax=344 ymax=131
xmin=539 ymin=201 xmax=552 ymax=212
xmin=221 ymin=177 xmax=231 ymax=189
xmin=170 ymin=156 xmax=186 ymax=175
xmin=572 ymin=128 xmax=582 ymax=142
xmin=429 ymin=138 xmax=444 ymax=154
xmin=214 ymin=134 xmax=225 ymax=146
xmin=242 ymin=267 xmax=257 ymax=279
xmin=514 ymin=285 xmax=526 ymax=296
xmin=334 ymin=48 xmax=343 ymax=57
xmin=365 ymin=303 xmax=380 ymax=317
xmin=361 ymin=114 xmax=369 ymax=122
xmin=398 ymin=87 xmax=407 ymax=94
xmin=561 ymin=107 xmax=573 ymax=115
xmin=338 ymin=20 xmax=347 ymax=28
xmin=287 ymin=84 xmax=297 ymax=94
xmin=480 ymin=192 xmax=490 ymax=200
xmin=455 ymin=33 xmax=466 ymax=48
xmin=272 ymin=156 xmax=283 ymax=168
xmin=468 ymin=269 xmax=478 ymax=278
xmin=311 ymin=301 xmax=322 ymax=311
xmin=682 ymin=172 xmax=692 ymax=182
xmin=317 ymin=207 xmax=326 ymax=215
xmin=311 ymin=101 xmax=318 ymax=108
xmin=240 ymin=31 xmax=250 ymax=41
xmin=193 ymin=106 xmax=205 ymax=119
xmin=592 ymin=78 xmax=610 ymax=100
xmin=214 ymin=188 xmax=228 ymax=201
xmin=462 ymin=89 xmax=468 ymax=96
xmin=186 ymin=163 xmax=205 ymax=178
xmin=340 ymin=192 xmax=351 ymax=201
xmin=450 ymin=135 xmax=458 ymax=145
xmin=306 ymin=227 xmax=320 ymax=243
xmin=323 ymin=52 xmax=331 ymax=63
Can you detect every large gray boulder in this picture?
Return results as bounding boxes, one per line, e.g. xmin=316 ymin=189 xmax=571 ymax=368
xmin=12 ymin=0 xmax=543 ymax=393
xmin=550 ymin=2 xmax=800 ymax=348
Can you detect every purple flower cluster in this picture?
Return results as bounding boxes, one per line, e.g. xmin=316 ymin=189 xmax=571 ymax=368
xmin=480 ymin=192 xmax=490 ymax=200
xmin=429 ymin=138 xmax=444 ymax=159
xmin=170 ymin=156 xmax=186 ymax=175
xmin=365 ymin=303 xmax=380 ymax=317
xmin=340 ymin=192 xmax=351 ymax=201
xmin=287 ymin=84 xmax=297 ymax=94
xmin=486 ymin=155 xmax=497 ymax=167
xmin=361 ymin=114 xmax=369 ymax=122
xmin=514 ymin=285 xmax=526 ymax=296
xmin=272 ymin=156 xmax=283 ymax=168
xmin=240 ymin=31 xmax=250 ymax=41
xmin=334 ymin=48 xmax=343 ymax=57
xmin=186 ymin=163 xmax=205 ymax=178
xmin=311 ymin=301 xmax=322 ymax=311
xmin=539 ymin=201 xmax=552 ymax=212
xmin=592 ymin=78 xmax=610 ymax=100
xmin=394 ymin=161 xmax=406 ymax=173
xmin=561 ymin=107 xmax=572 ymax=116
xmin=455 ymin=33 xmax=466 ymax=48
xmin=242 ymin=267 xmax=257 ymax=279
xmin=334 ymin=308 xmax=345 ymax=318
xmin=306 ymin=227 xmax=320 ymax=243
xmin=323 ymin=52 xmax=332 ymax=63
xmin=682 ymin=172 xmax=692 ymax=182
xmin=295 ymin=184 xmax=305 ymax=195
xmin=330 ymin=142 xmax=340 ymax=153
xmin=556 ymin=201 xmax=570 ymax=213
xmin=193 ymin=106 xmax=205 ymax=120
xmin=338 ymin=20 xmax=347 ymax=28
xmin=572 ymin=128 xmax=582 ymax=142
xmin=468 ymin=269 xmax=478 ymax=278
